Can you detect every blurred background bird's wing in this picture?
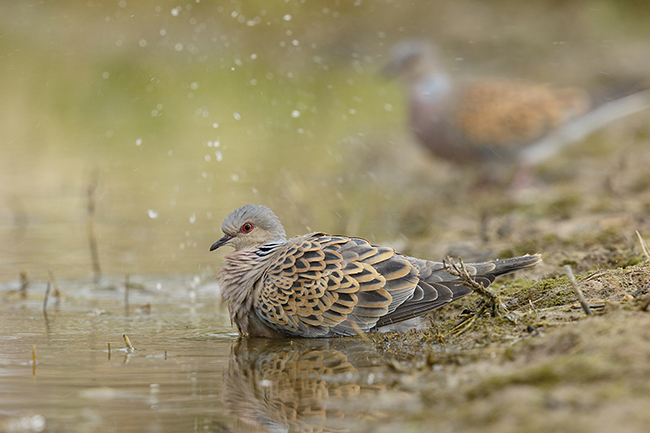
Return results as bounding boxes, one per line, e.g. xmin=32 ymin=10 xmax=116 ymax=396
xmin=453 ymin=80 xmax=591 ymax=154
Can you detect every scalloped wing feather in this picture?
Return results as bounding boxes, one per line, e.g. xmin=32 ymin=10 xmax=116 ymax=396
xmin=254 ymin=234 xmax=420 ymax=337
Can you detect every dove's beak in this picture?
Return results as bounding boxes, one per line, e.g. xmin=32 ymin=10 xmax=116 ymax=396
xmin=210 ymin=234 xmax=234 ymax=251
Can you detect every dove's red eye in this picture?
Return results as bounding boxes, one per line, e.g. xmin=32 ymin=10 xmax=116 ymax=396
xmin=240 ymin=222 xmax=254 ymax=233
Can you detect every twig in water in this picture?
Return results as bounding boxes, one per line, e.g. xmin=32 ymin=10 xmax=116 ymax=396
xmin=636 ymin=230 xmax=650 ymax=261
xmin=123 ymin=334 xmax=135 ymax=353
xmin=564 ymin=265 xmax=593 ymax=316
xmin=443 ymin=256 xmax=507 ymax=316
xmin=87 ymin=171 xmax=101 ymax=284
xmin=108 ymin=342 xmax=111 ymax=360
xmin=43 ymin=282 xmax=51 ymax=314
xmin=32 ymin=345 xmax=36 ymax=376
xmin=19 ymin=271 xmax=29 ymax=300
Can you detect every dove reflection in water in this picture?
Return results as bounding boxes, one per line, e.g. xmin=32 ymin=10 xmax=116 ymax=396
xmin=221 ymin=338 xmax=394 ymax=433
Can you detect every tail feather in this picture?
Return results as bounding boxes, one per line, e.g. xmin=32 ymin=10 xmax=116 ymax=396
xmin=375 ymin=254 xmax=541 ymax=328
xmin=479 ymin=253 xmax=543 ymax=277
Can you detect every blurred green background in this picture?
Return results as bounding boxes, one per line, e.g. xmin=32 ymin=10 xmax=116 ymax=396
xmin=2 ymin=0 xmax=649 ymax=281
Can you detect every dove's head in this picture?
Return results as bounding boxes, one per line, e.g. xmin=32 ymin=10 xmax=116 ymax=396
xmin=383 ymin=40 xmax=443 ymax=83
xmin=210 ymin=204 xmax=287 ymax=252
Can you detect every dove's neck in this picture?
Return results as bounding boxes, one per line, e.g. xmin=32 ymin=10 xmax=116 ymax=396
xmin=218 ymin=242 xmax=285 ymax=334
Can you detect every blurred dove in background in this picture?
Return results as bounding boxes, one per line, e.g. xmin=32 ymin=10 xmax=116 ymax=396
xmin=210 ymin=204 xmax=541 ymax=338
xmin=384 ymin=40 xmax=650 ymax=187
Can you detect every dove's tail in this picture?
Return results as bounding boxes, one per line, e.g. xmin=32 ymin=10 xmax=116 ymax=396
xmin=484 ymin=253 xmax=543 ymax=277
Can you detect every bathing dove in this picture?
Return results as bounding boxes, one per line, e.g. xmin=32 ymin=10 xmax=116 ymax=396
xmin=384 ymin=40 xmax=650 ymax=181
xmin=210 ymin=204 xmax=541 ymax=338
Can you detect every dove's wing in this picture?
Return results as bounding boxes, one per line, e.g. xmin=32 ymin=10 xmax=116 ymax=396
xmin=255 ymin=234 xmax=419 ymax=337
xmin=255 ymin=233 xmax=541 ymax=337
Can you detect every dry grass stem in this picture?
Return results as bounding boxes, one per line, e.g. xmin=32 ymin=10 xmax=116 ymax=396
xmin=19 ymin=271 xmax=29 ymax=300
xmin=123 ymin=334 xmax=135 ymax=353
xmin=565 ymin=265 xmax=593 ymax=316
xmin=635 ymin=230 xmax=650 ymax=260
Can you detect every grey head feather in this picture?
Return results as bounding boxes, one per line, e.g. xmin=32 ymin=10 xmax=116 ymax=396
xmin=218 ymin=204 xmax=287 ymax=251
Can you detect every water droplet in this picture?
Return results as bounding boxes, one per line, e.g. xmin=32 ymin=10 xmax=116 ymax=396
xmin=384 ymin=103 xmax=393 ymax=112
xmin=102 ymin=72 xmax=110 ymax=79
xmin=159 ymin=29 xmax=166 ymax=36
xmin=291 ymin=110 xmax=300 ymax=118
xmin=233 ymin=112 xmax=241 ymax=120
xmin=147 ymin=209 xmax=159 ymax=219
xmin=215 ymin=150 xmax=223 ymax=161
xmin=171 ymin=7 xmax=181 ymax=17
xmin=204 ymin=154 xmax=211 ymax=161
xmin=189 ymin=213 xmax=197 ymax=224
xmin=283 ymin=14 xmax=292 ymax=21
xmin=156 ymin=283 xmax=162 ymax=290
xmin=139 ymin=39 xmax=147 ymax=47
xmin=231 ymin=174 xmax=239 ymax=181
xmin=135 ymin=138 xmax=142 ymax=146
xmin=175 ymin=43 xmax=183 ymax=51
xmin=292 ymin=40 xmax=299 ymax=46
xmin=212 ymin=122 xmax=219 ymax=128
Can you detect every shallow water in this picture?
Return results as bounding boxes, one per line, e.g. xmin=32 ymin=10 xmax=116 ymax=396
xmin=0 ymin=280 xmax=420 ymax=433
